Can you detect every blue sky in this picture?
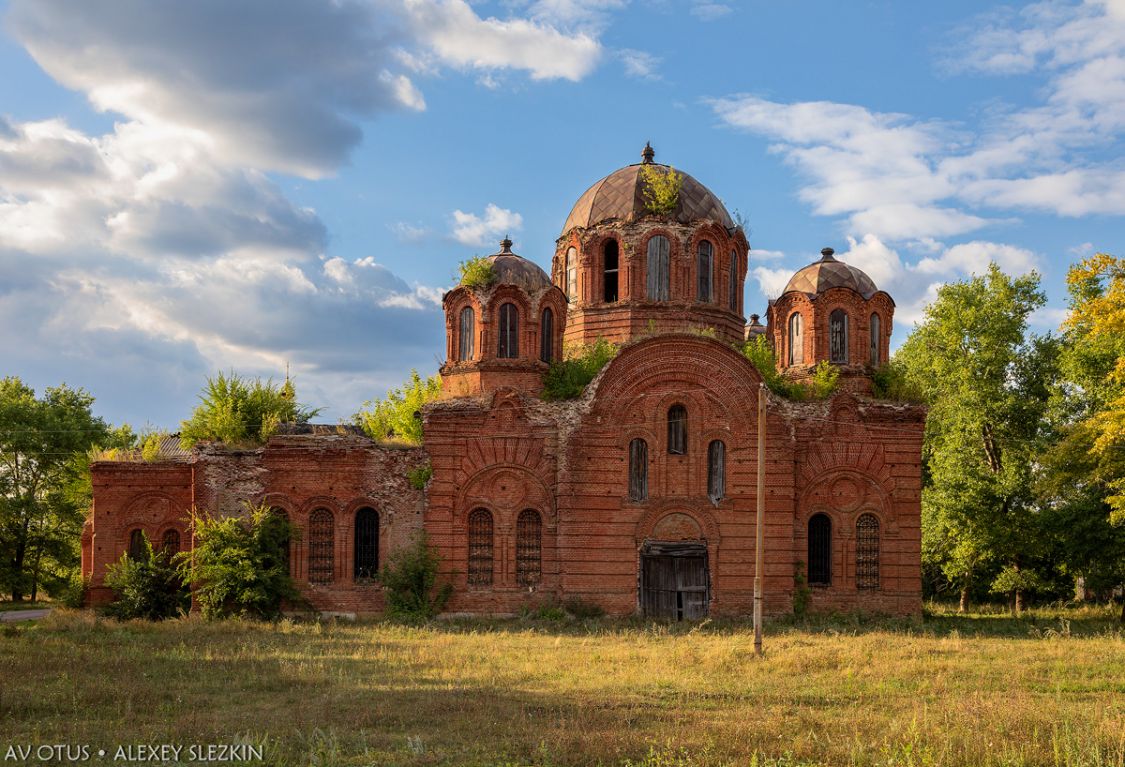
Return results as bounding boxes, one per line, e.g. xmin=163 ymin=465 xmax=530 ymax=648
xmin=1 ymin=0 xmax=1122 ymax=429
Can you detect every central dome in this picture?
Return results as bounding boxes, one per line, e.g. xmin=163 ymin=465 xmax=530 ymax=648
xmin=561 ymin=143 xmax=735 ymax=235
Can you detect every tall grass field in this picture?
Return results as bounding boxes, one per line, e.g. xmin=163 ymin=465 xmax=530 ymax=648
xmin=1 ymin=605 xmax=1122 ymax=766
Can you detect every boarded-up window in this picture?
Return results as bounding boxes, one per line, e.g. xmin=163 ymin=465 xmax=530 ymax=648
xmin=667 ymin=404 xmax=687 ymax=455
xmin=516 ymin=510 xmax=542 ymax=586
xmin=707 ymin=440 xmax=725 ymax=501
xmin=160 ymin=529 xmax=180 ymax=554
xmin=468 ymin=509 xmax=493 ymax=586
xmin=566 ymin=247 xmax=578 ymax=302
xmin=540 ymin=307 xmax=554 ymax=362
xmin=498 ymin=303 xmax=519 ymax=358
xmin=628 ymin=438 xmax=648 ymax=501
xmin=697 ymin=240 xmax=713 ymax=302
xmin=354 ymin=507 xmax=379 ymax=579
xmin=270 ymin=507 xmax=290 ymax=576
xmin=788 ymin=312 xmax=803 ymax=365
xmin=856 ymin=514 xmax=880 ymax=589
xmin=603 ymin=240 xmax=619 ymax=302
xmin=830 ymin=309 xmax=848 ymax=363
xmin=309 ymin=508 xmax=334 ymax=584
xmin=128 ymin=529 xmax=147 ymax=561
xmin=808 ymin=513 xmax=831 ymax=585
xmin=646 ymin=236 xmax=670 ymax=301
xmin=870 ymin=313 xmax=881 ymax=366
xmin=458 ymin=307 xmax=475 ymax=361
xmin=729 ymin=250 xmax=739 ymax=310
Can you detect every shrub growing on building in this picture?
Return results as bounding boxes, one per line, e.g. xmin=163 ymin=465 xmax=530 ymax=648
xmin=103 ymin=534 xmax=190 ymax=620
xmin=457 ymin=256 xmax=496 ymax=289
xmin=180 ymin=372 xmax=319 ymax=448
xmin=178 ymin=504 xmax=300 ymax=620
xmin=407 ymin=463 xmax=433 ymax=490
xmin=380 ymin=533 xmax=452 ymax=619
xmin=541 ymin=338 xmax=618 ymax=400
xmin=639 ymin=164 xmax=682 ymax=215
xmin=740 ymin=337 xmax=838 ymax=401
xmin=354 ymin=370 xmax=442 ymax=445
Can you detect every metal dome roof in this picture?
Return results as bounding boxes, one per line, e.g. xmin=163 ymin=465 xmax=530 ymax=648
xmin=483 ymin=238 xmax=552 ymax=293
xmin=783 ymin=248 xmax=879 ymax=299
xmin=561 ymin=144 xmax=735 ymax=235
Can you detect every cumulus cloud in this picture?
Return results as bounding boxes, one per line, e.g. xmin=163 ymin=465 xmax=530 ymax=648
xmin=451 ymin=204 xmax=523 ymax=246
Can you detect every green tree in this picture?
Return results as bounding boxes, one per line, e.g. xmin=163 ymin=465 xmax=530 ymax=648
xmin=897 ymin=264 xmax=1058 ymax=613
xmin=354 ymin=370 xmax=441 ymax=445
xmin=0 ymin=378 xmax=116 ymax=602
xmin=380 ymin=532 xmax=452 ymax=619
xmin=103 ymin=533 xmax=190 ymax=620
xmin=180 ymin=371 xmax=320 ymax=448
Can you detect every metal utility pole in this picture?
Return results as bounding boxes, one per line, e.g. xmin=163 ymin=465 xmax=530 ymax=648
xmin=754 ymin=383 xmax=765 ymax=655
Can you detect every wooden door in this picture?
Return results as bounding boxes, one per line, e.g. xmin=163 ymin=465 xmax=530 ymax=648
xmin=641 ymin=543 xmax=709 ymax=620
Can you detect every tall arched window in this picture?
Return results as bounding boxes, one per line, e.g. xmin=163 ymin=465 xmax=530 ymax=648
xmin=707 ymin=440 xmax=725 ymax=501
xmin=856 ymin=514 xmax=880 ymax=589
xmin=628 ymin=438 xmax=648 ymax=501
xmin=458 ymin=306 xmax=475 ymax=361
xmin=516 ymin=510 xmax=542 ymax=586
xmin=646 ymin=235 xmax=670 ymax=301
xmin=540 ymin=307 xmax=554 ymax=362
xmin=309 ymin=508 xmax=334 ymax=584
xmin=565 ymin=247 xmax=578 ymax=302
xmin=128 ymin=529 xmax=147 ymax=561
xmin=870 ymin=313 xmax=881 ymax=366
xmin=729 ymin=251 xmax=739 ymax=311
xmin=808 ymin=513 xmax=831 ymax=585
xmin=468 ymin=509 xmax=493 ymax=586
xmin=270 ymin=507 xmax=290 ymax=576
xmin=667 ymin=404 xmax=687 ymax=455
xmin=788 ymin=312 xmax=804 ymax=365
xmin=697 ymin=240 xmax=713 ymax=302
xmin=498 ymin=303 xmax=519 ymax=358
xmin=354 ymin=507 xmax=379 ymax=579
xmin=603 ymin=240 xmax=619 ymax=303
xmin=160 ymin=529 xmax=181 ymax=554
xmin=829 ymin=309 xmax=849 ymax=363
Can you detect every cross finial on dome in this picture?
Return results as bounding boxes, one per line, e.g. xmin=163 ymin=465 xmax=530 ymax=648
xmin=499 ymin=235 xmax=513 ymax=253
xmin=641 ymin=141 xmax=655 ymax=164
xmin=821 ymin=247 xmax=836 ymax=261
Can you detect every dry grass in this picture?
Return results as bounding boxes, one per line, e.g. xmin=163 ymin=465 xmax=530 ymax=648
xmin=1 ymin=605 xmax=1122 ymax=766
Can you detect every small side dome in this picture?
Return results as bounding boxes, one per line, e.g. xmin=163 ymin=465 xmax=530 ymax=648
xmin=561 ymin=143 xmax=735 ymax=235
xmin=783 ymin=248 xmax=878 ymax=299
xmin=483 ymin=237 xmax=552 ymax=293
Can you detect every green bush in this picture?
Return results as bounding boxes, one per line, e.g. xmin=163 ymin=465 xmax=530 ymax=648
xmin=871 ymin=360 xmax=925 ymax=402
xmin=457 ymin=256 xmax=496 ymax=289
xmin=407 ymin=463 xmax=433 ymax=490
xmin=541 ymin=338 xmax=618 ymax=400
xmin=180 ymin=372 xmax=320 ymax=448
xmin=639 ymin=164 xmax=683 ymax=215
xmin=380 ymin=533 xmax=452 ymax=619
xmin=103 ymin=535 xmax=190 ymax=620
xmin=354 ymin=370 xmax=441 ymax=445
xmin=59 ymin=572 xmax=88 ymax=609
xmin=177 ymin=504 xmax=301 ymax=620
xmin=740 ymin=337 xmax=838 ymax=401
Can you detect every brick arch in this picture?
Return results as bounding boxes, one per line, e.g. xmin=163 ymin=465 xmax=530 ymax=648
xmin=298 ymin=496 xmax=342 ymax=518
xmin=635 ymin=501 xmax=721 ymax=546
xmin=799 ymin=440 xmax=894 ymax=496
xmin=799 ymin=468 xmax=896 ymax=535
xmin=120 ymin=492 xmax=186 ymax=549
xmin=455 ymin=464 xmax=556 ymax=528
xmin=259 ymin=491 xmax=297 ymax=514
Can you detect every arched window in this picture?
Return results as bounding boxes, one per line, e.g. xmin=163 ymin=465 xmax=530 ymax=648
xmin=603 ymin=240 xmax=619 ymax=303
xmin=808 ymin=513 xmax=831 ymax=585
xmin=729 ymin=251 xmax=739 ymax=311
xmin=788 ymin=312 xmax=804 ymax=365
xmin=468 ymin=509 xmax=493 ymax=586
xmin=870 ymin=313 xmax=881 ymax=366
xmin=697 ymin=240 xmax=713 ymax=302
xmin=269 ymin=507 xmax=290 ymax=576
xmin=540 ymin=307 xmax=554 ymax=362
xmin=856 ymin=514 xmax=880 ymax=589
xmin=458 ymin=306 xmax=475 ymax=361
xmin=127 ymin=529 xmax=147 ymax=560
xmin=830 ymin=309 xmax=849 ymax=363
xmin=628 ymin=438 xmax=648 ymax=501
xmin=516 ymin=510 xmax=542 ymax=586
xmin=667 ymin=404 xmax=687 ymax=455
xmin=707 ymin=440 xmax=725 ymax=501
xmin=566 ymin=247 xmax=578 ymax=303
xmin=160 ymin=529 xmax=180 ymax=554
xmin=646 ymin=235 xmax=670 ymax=301
xmin=354 ymin=507 xmax=379 ymax=579
xmin=308 ymin=508 xmax=334 ymax=584
xmin=498 ymin=303 xmax=519 ymax=358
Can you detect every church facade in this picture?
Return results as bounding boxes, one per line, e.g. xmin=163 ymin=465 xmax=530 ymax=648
xmin=83 ymin=146 xmax=926 ymax=618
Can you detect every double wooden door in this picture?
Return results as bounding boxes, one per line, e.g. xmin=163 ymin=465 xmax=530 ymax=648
xmin=641 ymin=543 xmax=709 ymax=620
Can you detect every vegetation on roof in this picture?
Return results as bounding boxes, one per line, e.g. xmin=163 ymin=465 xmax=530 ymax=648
xmin=457 ymin=256 xmax=497 ymax=290
xmin=354 ymin=370 xmax=441 ymax=445
xmin=541 ymin=338 xmax=618 ymax=401
xmin=639 ymin=163 xmax=683 ymax=216
xmin=179 ymin=372 xmax=320 ymax=449
xmin=740 ymin=336 xmax=838 ymax=401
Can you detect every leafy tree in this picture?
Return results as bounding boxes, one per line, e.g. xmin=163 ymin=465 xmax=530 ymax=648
xmin=354 ymin=370 xmax=441 ymax=445
xmin=639 ymin=164 xmax=683 ymax=215
xmin=103 ymin=534 xmax=189 ymax=620
xmin=457 ymin=256 xmax=496 ymax=289
xmin=180 ymin=371 xmax=319 ymax=448
xmin=177 ymin=504 xmax=300 ymax=620
xmin=0 ymin=378 xmax=117 ymax=602
xmin=897 ymin=264 xmax=1058 ymax=613
xmin=380 ymin=532 xmax=452 ymax=619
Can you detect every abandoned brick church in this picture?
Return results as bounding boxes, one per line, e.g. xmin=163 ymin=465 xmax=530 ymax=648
xmin=83 ymin=145 xmax=927 ymax=618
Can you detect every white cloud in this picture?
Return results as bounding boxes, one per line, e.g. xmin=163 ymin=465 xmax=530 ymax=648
xmin=751 ymin=266 xmax=794 ymax=298
xmin=839 ymin=234 xmax=906 ymax=289
xmin=749 ymin=248 xmax=786 ymax=260
xmin=451 ymin=204 xmax=524 ymax=246
xmin=691 ymin=2 xmax=732 ymax=21
xmin=619 ymin=49 xmax=661 ymax=80
xmin=390 ymin=221 xmax=429 ymax=242
xmin=914 ymin=241 xmax=1039 ymax=277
